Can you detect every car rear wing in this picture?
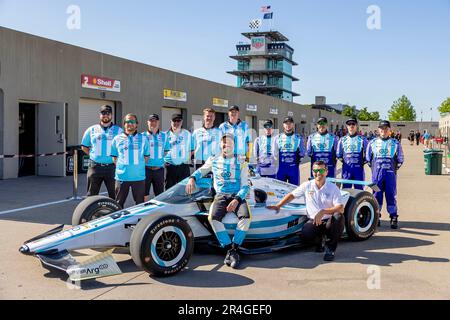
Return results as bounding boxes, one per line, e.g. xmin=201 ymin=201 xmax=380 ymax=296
xmin=327 ymin=178 xmax=380 ymax=192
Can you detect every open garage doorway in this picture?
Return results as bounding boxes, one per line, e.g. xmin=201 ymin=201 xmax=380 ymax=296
xmin=18 ymin=101 xmax=66 ymax=177
xmin=18 ymin=103 xmax=36 ymax=176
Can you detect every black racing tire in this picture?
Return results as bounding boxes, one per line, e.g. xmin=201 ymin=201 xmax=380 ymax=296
xmin=72 ymin=196 xmax=122 ymax=226
xmin=130 ymin=213 xmax=194 ymax=277
xmin=343 ymin=189 xmax=379 ymax=241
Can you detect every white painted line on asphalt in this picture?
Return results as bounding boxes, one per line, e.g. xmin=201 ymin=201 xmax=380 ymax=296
xmin=0 ymin=192 xmax=107 ymax=216
xmin=0 ymin=199 xmax=73 ymax=215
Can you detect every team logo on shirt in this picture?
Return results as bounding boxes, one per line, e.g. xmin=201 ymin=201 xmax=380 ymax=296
xmin=221 ymin=171 xmax=232 ymax=178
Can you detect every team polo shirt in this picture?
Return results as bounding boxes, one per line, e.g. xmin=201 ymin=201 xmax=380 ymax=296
xmin=219 ymin=120 xmax=250 ymax=157
xmin=81 ymin=124 xmax=123 ymax=164
xmin=164 ymin=129 xmax=194 ymax=165
xmin=192 ymin=126 xmax=221 ymax=162
xmin=110 ymin=132 xmax=150 ymax=182
xmin=143 ymin=130 xmax=168 ymax=168
xmin=291 ymin=180 xmax=344 ymax=220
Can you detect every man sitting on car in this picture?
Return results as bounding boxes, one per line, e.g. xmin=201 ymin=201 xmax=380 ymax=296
xmin=267 ymin=160 xmax=345 ymax=261
xmin=186 ymin=134 xmax=251 ymax=269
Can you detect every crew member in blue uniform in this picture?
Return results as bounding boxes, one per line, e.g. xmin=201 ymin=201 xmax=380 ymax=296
xmin=366 ymin=120 xmax=404 ymax=229
xmin=81 ymin=105 xmax=123 ymax=199
xmin=336 ymin=118 xmax=368 ymax=189
xmin=111 ymin=114 xmax=150 ymax=208
xmin=192 ymin=108 xmax=221 ymax=170
xmin=306 ymin=117 xmax=339 ymax=178
xmin=275 ymin=116 xmax=305 ymax=185
xmin=253 ymin=119 xmax=278 ymax=178
xmin=164 ymin=113 xmax=194 ymax=189
xmin=142 ymin=114 xmax=167 ymax=200
xmin=219 ymin=105 xmax=251 ymax=161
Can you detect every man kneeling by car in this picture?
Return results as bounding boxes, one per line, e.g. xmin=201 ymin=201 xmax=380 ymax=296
xmin=186 ymin=134 xmax=251 ymax=269
xmin=267 ymin=161 xmax=345 ymax=261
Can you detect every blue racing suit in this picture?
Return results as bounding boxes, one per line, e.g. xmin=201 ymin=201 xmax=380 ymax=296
xmin=336 ymin=134 xmax=368 ymax=189
xmin=253 ymin=135 xmax=278 ymax=178
xmin=275 ymin=132 xmax=305 ymax=185
xmin=366 ymin=137 xmax=404 ymax=218
xmin=306 ymin=131 xmax=339 ymax=178
xmin=191 ymin=155 xmax=251 ymax=248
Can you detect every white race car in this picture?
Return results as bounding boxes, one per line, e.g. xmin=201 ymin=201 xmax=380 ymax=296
xmin=20 ymin=175 xmax=379 ymax=280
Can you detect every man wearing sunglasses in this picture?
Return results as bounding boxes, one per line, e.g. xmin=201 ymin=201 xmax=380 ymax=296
xmin=275 ymin=116 xmax=305 ymax=185
xmin=366 ymin=120 xmax=404 ymax=229
xmin=306 ymin=117 xmax=339 ymax=178
xmin=164 ymin=114 xmax=194 ymax=189
xmin=267 ymin=161 xmax=345 ymax=261
xmin=336 ymin=118 xmax=368 ymax=189
xmin=110 ymin=114 xmax=150 ymax=208
xmin=253 ymin=119 xmax=278 ymax=178
xmin=81 ymin=105 xmax=123 ymax=199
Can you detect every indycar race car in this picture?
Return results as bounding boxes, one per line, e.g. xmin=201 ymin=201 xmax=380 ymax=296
xmin=19 ymin=174 xmax=379 ymax=280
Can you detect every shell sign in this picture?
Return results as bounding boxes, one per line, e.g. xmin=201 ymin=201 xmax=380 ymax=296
xmin=81 ymin=74 xmax=121 ymax=92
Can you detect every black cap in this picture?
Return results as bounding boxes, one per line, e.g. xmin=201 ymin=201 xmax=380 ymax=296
xmin=228 ymin=105 xmax=240 ymax=112
xmin=263 ymin=119 xmax=274 ymax=128
xmin=171 ymin=114 xmax=183 ymax=121
xmin=283 ymin=116 xmax=294 ymax=123
xmin=317 ymin=117 xmax=328 ymax=124
xmin=346 ymin=118 xmax=358 ymax=125
xmin=378 ymin=120 xmax=391 ymax=128
xmin=100 ymin=105 xmax=113 ymax=113
xmin=148 ymin=114 xmax=159 ymax=121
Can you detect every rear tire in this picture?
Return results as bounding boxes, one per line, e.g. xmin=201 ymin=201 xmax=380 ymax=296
xmin=130 ymin=213 xmax=194 ymax=277
xmin=72 ymin=196 xmax=122 ymax=226
xmin=343 ymin=189 xmax=379 ymax=241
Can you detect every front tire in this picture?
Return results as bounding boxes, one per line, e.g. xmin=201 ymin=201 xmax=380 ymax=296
xmin=72 ymin=196 xmax=122 ymax=226
xmin=343 ymin=189 xmax=379 ymax=241
xmin=130 ymin=213 xmax=194 ymax=277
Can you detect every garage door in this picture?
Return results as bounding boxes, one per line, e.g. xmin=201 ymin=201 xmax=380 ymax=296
xmin=78 ymin=98 xmax=116 ymax=143
xmin=161 ymin=107 xmax=182 ymax=132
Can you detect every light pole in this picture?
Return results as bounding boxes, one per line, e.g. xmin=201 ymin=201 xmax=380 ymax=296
xmin=430 ymin=107 xmax=433 ymax=122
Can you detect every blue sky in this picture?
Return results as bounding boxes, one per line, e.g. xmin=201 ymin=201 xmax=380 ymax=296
xmin=0 ymin=0 xmax=449 ymax=120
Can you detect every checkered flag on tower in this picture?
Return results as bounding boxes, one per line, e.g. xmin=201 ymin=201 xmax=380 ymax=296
xmin=249 ymin=19 xmax=262 ymax=29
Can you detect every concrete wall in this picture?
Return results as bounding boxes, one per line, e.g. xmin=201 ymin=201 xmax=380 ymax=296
xmin=439 ymin=114 xmax=450 ymax=139
xmin=0 ymin=27 xmax=346 ymax=179
xmin=359 ymin=121 xmax=440 ymax=137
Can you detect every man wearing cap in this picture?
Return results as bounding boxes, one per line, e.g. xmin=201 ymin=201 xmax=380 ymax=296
xmin=253 ymin=119 xmax=278 ymax=178
xmin=275 ymin=116 xmax=305 ymax=185
xmin=164 ymin=113 xmax=194 ymax=189
xmin=81 ymin=105 xmax=123 ymax=199
xmin=192 ymin=108 xmax=222 ymax=170
xmin=306 ymin=117 xmax=339 ymax=178
xmin=142 ymin=114 xmax=167 ymax=200
xmin=110 ymin=114 xmax=150 ymax=208
xmin=336 ymin=118 xmax=368 ymax=189
xmin=219 ymin=105 xmax=251 ymax=161
xmin=366 ymin=120 xmax=404 ymax=229
xmin=186 ymin=134 xmax=251 ymax=269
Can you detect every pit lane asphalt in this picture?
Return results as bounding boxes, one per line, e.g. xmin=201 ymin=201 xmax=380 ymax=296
xmin=1 ymin=141 xmax=449 ymax=299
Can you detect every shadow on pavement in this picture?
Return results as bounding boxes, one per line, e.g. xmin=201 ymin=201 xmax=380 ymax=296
xmin=151 ymin=269 xmax=254 ymax=288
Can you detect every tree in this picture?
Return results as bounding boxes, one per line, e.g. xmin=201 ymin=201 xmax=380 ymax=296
xmin=370 ymin=111 xmax=381 ymax=121
xmin=343 ymin=105 xmax=358 ymax=118
xmin=388 ymin=95 xmax=416 ymax=121
xmin=438 ymin=98 xmax=450 ymax=115
xmin=357 ymin=107 xmax=372 ymax=121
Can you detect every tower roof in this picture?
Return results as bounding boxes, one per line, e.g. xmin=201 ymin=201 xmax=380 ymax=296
xmin=241 ymin=31 xmax=289 ymax=42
